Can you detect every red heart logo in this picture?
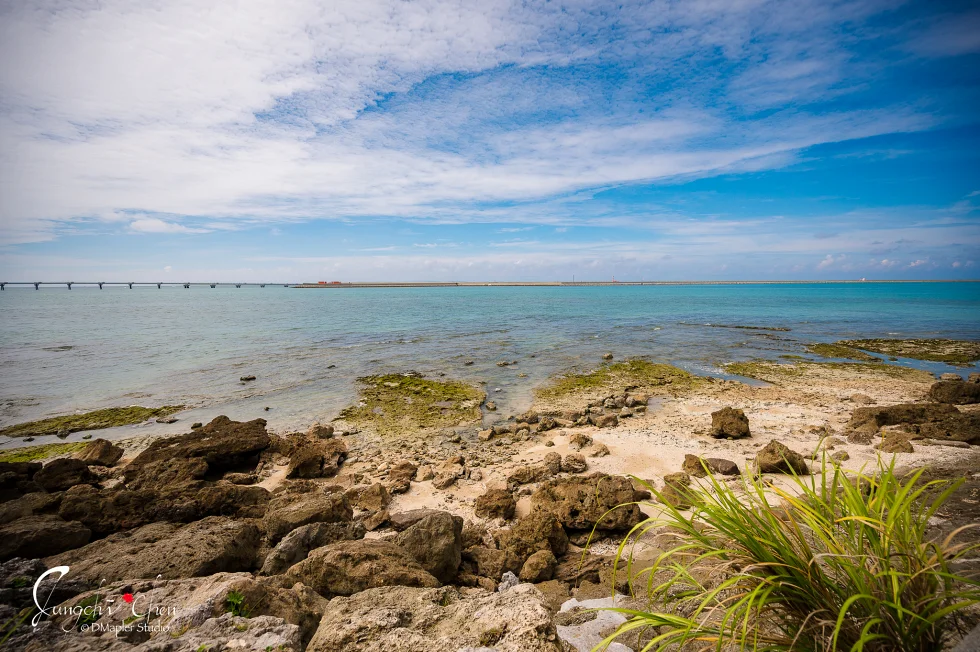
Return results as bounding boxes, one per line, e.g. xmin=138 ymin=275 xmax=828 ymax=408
xmin=122 ymin=593 xmax=134 ymax=604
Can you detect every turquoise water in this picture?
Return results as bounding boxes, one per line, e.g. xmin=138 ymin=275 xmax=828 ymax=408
xmin=1 ymin=282 xmax=978 ymax=447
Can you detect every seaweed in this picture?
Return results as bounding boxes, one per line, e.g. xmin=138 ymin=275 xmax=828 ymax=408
xmin=536 ymin=359 xmax=702 ymax=399
xmin=0 ymin=405 xmax=184 ymax=438
xmin=0 ymin=442 xmax=86 ymax=462
xmin=836 ymin=338 xmax=980 ymax=365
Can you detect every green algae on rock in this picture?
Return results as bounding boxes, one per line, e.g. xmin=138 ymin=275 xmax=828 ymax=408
xmin=835 ymin=338 xmax=980 ymax=365
xmin=805 ymin=342 xmax=878 ymax=362
xmin=535 ymin=359 xmax=702 ymax=400
xmin=0 ymin=405 xmax=184 ymax=438
xmin=0 ymin=442 xmax=86 ymax=462
xmin=724 ymin=359 xmax=931 ymax=383
xmin=338 ymin=374 xmax=484 ymax=435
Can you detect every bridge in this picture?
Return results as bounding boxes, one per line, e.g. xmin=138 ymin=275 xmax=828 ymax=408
xmin=0 ymin=282 xmax=294 ymax=290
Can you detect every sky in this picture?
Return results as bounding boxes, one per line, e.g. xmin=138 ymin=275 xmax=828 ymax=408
xmin=0 ymin=0 xmax=978 ymax=282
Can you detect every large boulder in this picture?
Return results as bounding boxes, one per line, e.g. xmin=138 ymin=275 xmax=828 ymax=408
xmin=710 ymin=407 xmax=751 ymax=439
xmin=124 ymin=415 xmax=271 ymax=487
xmin=307 ymin=584 xmax=563 ymax=652
xmin=287 ymin=438 xmax=348 ymax=479
xmin=519 ymin=550 xmax=557 ymax=583
xmin=0 ymin=461 xmax=42 ymax=501
xmin=682 ymin=454 xmax=740 ymax=477
xmin=530 ymin=473 xmax=642 ymax=533
xmin=755 ymin=440 xmax=809 ymax=475
xmin=33 ymin=458 xmax=98 ymax=492
xmin=57 ymin=481 xmax=270 ymax=538
xmin=264 ymin=490 xmax=352 ymax=543
xmin=387 ymin=460 xmax=418 ymax=494
xmin=349 ymin=482 xmax=390 ymax=512
xmin=495 ymin=509 xmax=569 ymax=565
xmin=917 ymin=412 xmax=980 ymax=445
xmin=474 ymin=488 xmax=516 ymax=520
xmin=46 ymin=516 xmax=261 ymax=583
xmin=284 ymin=540 xmax=441 ymax=598
xmin=506 ymin=464 xmax=553 ymax=490
xmin=845 ymin=403 xmax=959 ymax=443
xmin=462 ymin=546 xmax=522 ymax=581
xmin=0 ymin=515 xmax=90 ymax=561
xmin=929 ymin=380 xmax=980 ymax=405
xmin=260 ymin=521 xmax=366 ymax=576
xmin=73 ymin=438 xmax=124 ymax=467
xmin=394 ymin=511 xmax=463 ymax=584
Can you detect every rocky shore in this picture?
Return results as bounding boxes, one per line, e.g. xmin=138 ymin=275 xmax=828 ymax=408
xmin=1 ymin=349 xmax=979 ymax=651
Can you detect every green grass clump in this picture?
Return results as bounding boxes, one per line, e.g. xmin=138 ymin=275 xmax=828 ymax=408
xmin=837 ymin=339 xmax=980 ymax=365
xmin=536 ymin=359 xmax=701 ymax=400
xmin=603 ymin=457 xmax=980 ymax=651
xmin=225 ymin=590 xmax=251 ymax=618
xmin=339 ymin=374 xmax=484 ymax=435
xmin=0 ymin=405 xmax=184 ymax=438
xmin=0 ymin=442 xmax=85 ymax=462
xmin=806 ymin=342 xmax=879 ymax=362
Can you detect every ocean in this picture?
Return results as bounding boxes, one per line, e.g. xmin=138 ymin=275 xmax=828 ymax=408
xmin=1 ymin=282 xmax=978 ymax=448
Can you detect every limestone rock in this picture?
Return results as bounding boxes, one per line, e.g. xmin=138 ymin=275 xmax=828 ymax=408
xmin=73 ymin=438 xmax=124 ymax=467
xmin=350 ymin=482 xmax=390 ymax=512
xmin=507 ymin=464 xmax=553 ymax=490
xmin=307 ymin=584 xmax=562 ymax=652
xmin=261 ymin=521 xmax=366 ymax=576
xmin=462 ymin=546 xmax=522 ymax=581
xmin=560 ymin=453 xmax=588 ymax=473
xmin=389 ymin=508 xmax=442 ymax=531
xmin=568 ymin=433 xmax=592 ymax=450
xmin=308 ymin=423 xmax=335 ymax=439
xmin=589 ymin=443 xmax=610 ymax=457
xmin=284 ymin=539 xmax=441 ymax=598
xmin=496 ymin=509 xmax=569 ymax=565
xmin=0 ymin=461 xmax=42 ymax=501
xmin=659 ymin=472 xmax=692 ymax=510
xmin=0 ymin=515 xmax=90 ymax=561
xmin=387 ymin=460 xmax=418 ymax=494
xmin=542 ymin=452 xmax=562 ymax=474
xmin=394 ymin=511 xmax=463 ymax=584
xmin=519 ymin=550 xmax=557 ymax=583
xmin=287 ymin=438 xmax=348 ymax=479
xmin=47 ymin=516 xmax=259 ymax=583
xmin=474 ymin=488 xmax=516 ymax=520
xmin=710 ymin=407 xmax=750 ymax=439
xmin=34 ymin=458 xmax=98 ymax=492
xmin=874 ymin=432 xmax=915 ymax=454
xmin=755 ymin=440 xmax=809 ymax=475
xmin=682 ymin=454 xmax=739 ymax=477
xmin=264 ymin=490 xmax=352 ymax=543
xmin=929 ymin=380 xmax=980 ymax=405
xmin=845 ymin=403 xmax=959 ymax=443
xmin=530 ymin=474 xmax=641 ymax=533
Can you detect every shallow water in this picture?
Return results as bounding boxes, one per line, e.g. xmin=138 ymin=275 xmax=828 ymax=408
xmin=1 ymin=282 xmax=978 ymax=448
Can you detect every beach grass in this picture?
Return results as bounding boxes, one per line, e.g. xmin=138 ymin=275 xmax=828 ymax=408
xmin=535 ymin=359 xmax=702 ymax=400
xmin=0 ymin=405 xmax=184 ymax=438
xmin=338 ymin=373 xmax=484 ymax=435
xmin=602 ymin=456 xmax=980 ymax=651
xmin=0 ymin=442 xmax=86 ymax=462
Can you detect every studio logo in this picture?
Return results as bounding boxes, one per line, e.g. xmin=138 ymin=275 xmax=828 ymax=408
xmin=32 ymin=566 xmax=177 ymax=636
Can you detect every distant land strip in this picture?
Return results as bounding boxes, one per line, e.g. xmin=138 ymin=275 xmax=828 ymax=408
xmin=1 ymin=279 xmax=976 ymax=290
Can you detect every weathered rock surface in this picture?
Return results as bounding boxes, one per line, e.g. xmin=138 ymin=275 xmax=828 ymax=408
xmin=496 ymin=509 xmax=569 ymax=565
xmin=264 ymin=490 xmax=352 ymax=543
xmin=462 ymin=546 xmax=522 ymax=581
xmin=261 ymin=521 xmax=366 ymax=576
xmin=284 ymin=539 xmax=441 ymax=598
xmin=560 ymin=453 xmax=588 ymax=473
xmin=519 ymin=549 xmax=557 ymax=583
xmin=124 ymin=416 xmax=271 ymax=488
xmin=0 ymin=461 xmax=42 ymax=501
xmin=530 ymin=474 xmax=642 ymax=532
xmin=659 ymin=472 xmax=693 ymax=510
xmin=394 ymin=511 xmax=463 ymax=583
xmin=755 ymin=440 xmax=809 ymax=474
xmin=307 ymin=584 xmax=563 ymax=652
xmin=507 ymin=464 xmax=553 ymax=490
xmin=0 ymin=514 xmax=90 ymax=561
xmin=710 ymin=407 xmax=751 ymax=439
xmin=845 ymin=403 xmax=959 ymax=443
xmin=287 ymin=438 xmax=348 ymax=478
xmin=46 ymin=516 xmax=260 ymax=583
xmin=74 ymin=438 xmax=124 ymax=467
xmin=682 ymin=454 xmax=740 ymax=477
xmin=387 ymin=460 xmax=418 ymax=494
xmin=349 ymin=482 xmax=390 ymax=512
xmin=875 ymin=432 xmax=915 ymax=453
xmin=389 ymin=509 xmax=443 ymax=532
xmin=474 ymin=488 xmax=516 ymax=520
xmin=917 ymin=412 xmax=980 ymax=445
xmin=34 ymin=458 xmax=98 ymax=492
xmin=929 ymin=380 xmax=980 ymax=405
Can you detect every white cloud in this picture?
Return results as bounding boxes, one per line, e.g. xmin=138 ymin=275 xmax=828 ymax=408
xmin=129 ymin=218 xmax=210 ymax=234
xmin=0 ymin=0 xmax=943 ymax=244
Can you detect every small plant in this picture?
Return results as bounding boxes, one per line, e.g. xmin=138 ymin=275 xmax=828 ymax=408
xmin=225 ymin=590 xmax=250 ymax=618
xmin=75 ymin=594 xmax=103 ymax=629
xmin=8 ymin=576 xmax=32 ymax=589
xmin=602 ymin=456 xmax=980 ymax=651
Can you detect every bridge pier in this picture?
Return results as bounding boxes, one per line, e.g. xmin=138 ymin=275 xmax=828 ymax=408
xmin=157 ymin=283 xmax=162 ymax=289
xmin=34 ymin=282 xmax=40 ymax=290
xmin=184 ymin=283 xmax=190 ymax=289
xmin=235 ymin=283 xmax=241 ymax=288
xmin=67 ymin=282 xmax=72 ymax=290
xmin=210 ymin=283 xmax=216 ymax=288
xmin=128 ymin=283 xmax=133 ymax=289
xmin=260 ymin=284 xmax=265 ymax=288
xmin=98 ymin=282 xmax=104 ymax=289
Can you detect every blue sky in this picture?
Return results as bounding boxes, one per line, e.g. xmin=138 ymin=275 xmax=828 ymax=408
xmin=0 ymin=0 xmax=978 ymax=281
